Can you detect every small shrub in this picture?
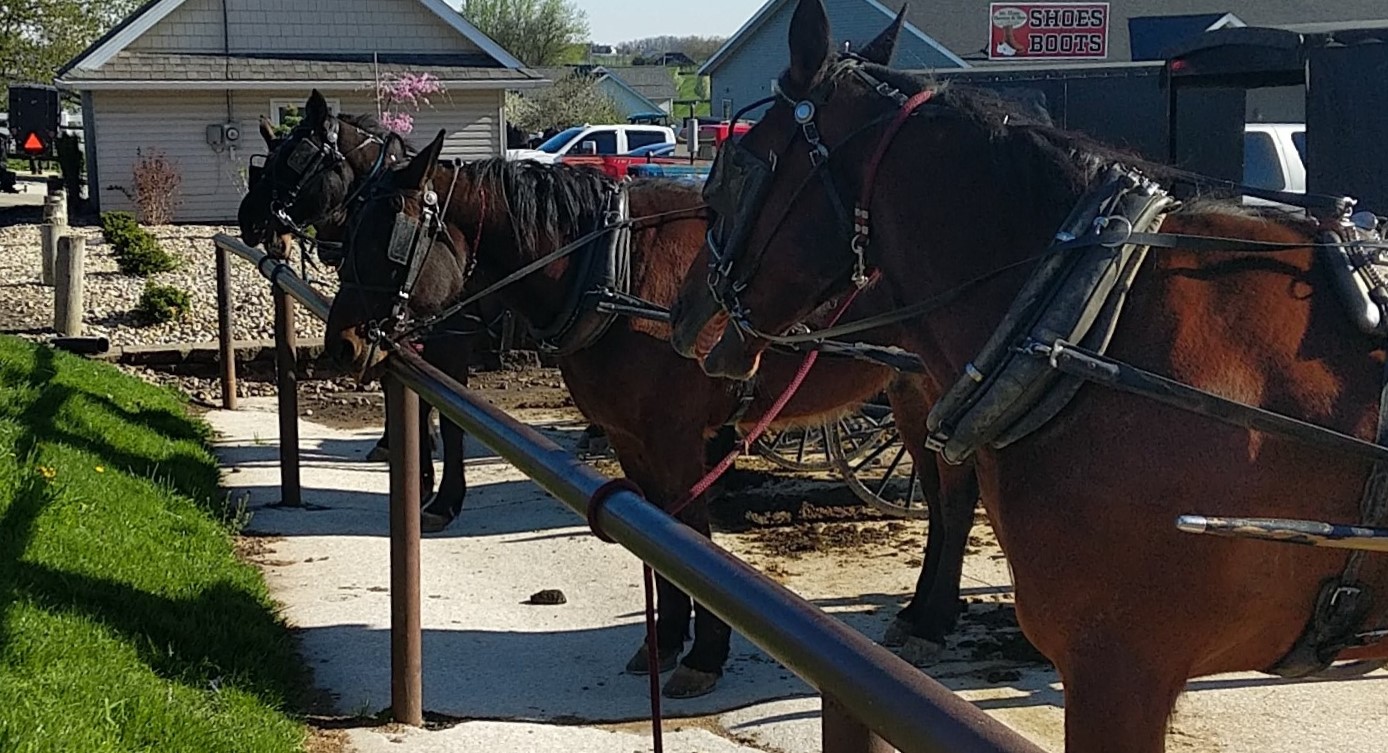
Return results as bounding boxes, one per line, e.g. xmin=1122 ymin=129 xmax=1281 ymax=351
xmin=135 ymin=284 xmax=192 ymax=324
xmin=100 ymin=211 xmax=139 ymax=243
xmin=112 ymin=228 xmax=178 ymax=276
xmin=108 ymin=148 xmax=183 ymax=224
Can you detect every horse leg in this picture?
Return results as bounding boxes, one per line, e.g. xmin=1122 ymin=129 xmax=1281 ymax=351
xmin=611 ymin=426 xmax=735 ymax=699
xmin=421 ymin=332 xmax=470 ymax=533
xmin=881 ymin=378 xmax=978 ymax=664
xmin=368 ymin=387 xmax=391 ymax=462
xmin=1058 ymin=644 xmax=1186 ymax=753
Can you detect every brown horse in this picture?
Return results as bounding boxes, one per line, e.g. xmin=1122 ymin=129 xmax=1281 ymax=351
xmin=321 ymin=113 xmax=982 ymax=697
xmin=236 ymin=92 xmax=475 ymax=531
xmin=670 ymin=0 xmax=1388 ymax=749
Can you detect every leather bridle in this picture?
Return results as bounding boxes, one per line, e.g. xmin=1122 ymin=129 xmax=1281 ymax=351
xmin=338 ymin=161 xmax=470 ymax=362
xmin=701 ymin=55 xmax=936 ymax=341
xmin=259 ymin=117 xmax=402 ymax=257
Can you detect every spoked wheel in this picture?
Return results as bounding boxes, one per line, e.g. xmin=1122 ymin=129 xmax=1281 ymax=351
xmin=831 ymin=398 xmax=931 ymax=519
xmin=751 ymin=407 xmax=895 ymax=472
xmin=752 ymin=422 xmax=842 ymax=472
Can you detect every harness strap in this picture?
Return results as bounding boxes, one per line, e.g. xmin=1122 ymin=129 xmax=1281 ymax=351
xmin=1268 ymin=358 xmax=1388 ymax=677
xmin=399 ymin=206 xmax=705 ymax=340
xmin=851 ymin=88 xmax=935 ymax=286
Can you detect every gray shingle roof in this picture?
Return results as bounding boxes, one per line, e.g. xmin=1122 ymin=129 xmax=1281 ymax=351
xmin=530 ymin=65 xmax=677 ymax=103
xmin=877 ymin=0 xmax=1388 ymax=62
xmin=60 ymin=51 xmax=542 ymax=84
xmin=597 ymin=66 xmax=677 ymax=103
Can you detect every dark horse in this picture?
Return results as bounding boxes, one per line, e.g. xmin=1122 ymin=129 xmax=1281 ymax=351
xmin=237 ymin=92 xmax=472 ymax=531
xmin=323 ymin=107 xmax=980 ymax=698
xmin=671 ymin=0 xmax=1388 ymax=749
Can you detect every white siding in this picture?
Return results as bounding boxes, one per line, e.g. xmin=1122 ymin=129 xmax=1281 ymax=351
xmin=92 ymin=88 xmax=503 ymax=222
xmin=131 ymin=0 xmax=481 ymax=55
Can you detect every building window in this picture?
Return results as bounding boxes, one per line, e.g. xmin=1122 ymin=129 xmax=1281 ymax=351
xmin=269 ymin=98 xmax=340 ymax=134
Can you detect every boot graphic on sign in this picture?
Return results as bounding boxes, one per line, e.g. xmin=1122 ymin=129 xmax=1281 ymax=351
xmin=991 ymin=6 xmax=1026 ymax=57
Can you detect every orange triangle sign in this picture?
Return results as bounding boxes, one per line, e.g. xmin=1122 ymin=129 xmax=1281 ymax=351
xmin=23 ymin=132 xmax=44 ymax=152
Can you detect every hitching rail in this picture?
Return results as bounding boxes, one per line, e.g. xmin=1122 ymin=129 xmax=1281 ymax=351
xmin=212 ymin=232 xmax=1044 ymax=753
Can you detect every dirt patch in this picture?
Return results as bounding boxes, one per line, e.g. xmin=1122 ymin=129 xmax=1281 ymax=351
xmin=748 ymin=521 xmax=905 ymax=558
xmin=955 ymin=602 xmax=1050 ymax=666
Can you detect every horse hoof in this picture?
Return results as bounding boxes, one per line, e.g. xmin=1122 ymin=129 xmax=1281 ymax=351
xmin=366 ymin=443 xmax=390 ymax=462
xmin=897 ymin=637 xmax=944 ymax=667
xmin=881 ymin=617 xmax=914 ymax=648
xmin=662 ymin=666 xmax=720 ymax=699
xmin=420 ymin=508 xmax=456 ymax=534
xmin=625 ymin=643 xmax=679 ymax=675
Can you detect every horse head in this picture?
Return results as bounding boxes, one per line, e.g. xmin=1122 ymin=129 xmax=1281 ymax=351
xmin=670 ymin=0 xmax=918 ymax=379
xmin=237 ymin=89 xmax=407 ymax=266
xmin=326 ymin=130 xmax=473 ymax=380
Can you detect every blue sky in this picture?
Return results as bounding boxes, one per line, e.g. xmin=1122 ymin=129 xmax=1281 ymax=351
xmin=577 ymin=0 xmax=765 ymax=44
xmin=448 ymin=0 xmax=766 ymax=45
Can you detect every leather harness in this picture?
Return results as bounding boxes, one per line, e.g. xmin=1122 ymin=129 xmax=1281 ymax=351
xmin=698 ymin=52 xmax=1388 ymax=677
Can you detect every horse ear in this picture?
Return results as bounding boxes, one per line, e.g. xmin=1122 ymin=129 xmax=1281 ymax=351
xmin=259 ymin=115 xmax=276 ymax=147
xmin=400 ymin=129 xmax=447 ymax=190
xmin=787 ymin=0 xmax=831 ymax=91
xmin=305 ymin=89 xmax=330 ymax=130
xmin=859 ymin=4 xmax=907 ymax=66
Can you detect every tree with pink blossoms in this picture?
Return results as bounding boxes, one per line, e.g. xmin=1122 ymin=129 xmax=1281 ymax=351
xmin=373 ymin=72 xmax=447 ymax=136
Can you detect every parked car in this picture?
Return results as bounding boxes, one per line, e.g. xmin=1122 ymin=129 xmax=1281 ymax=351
xmin=626 ymin=142 xmax=676 ymax=158
xmin=1243 ymin=123 xmax=1306 ymax=197
xmin=505 ymin=124 xmax=675 ymax=164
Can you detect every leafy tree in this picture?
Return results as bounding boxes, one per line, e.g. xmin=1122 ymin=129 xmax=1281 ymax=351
xmin=615 ymin=35 xmax=727 ymax=63
xmin=460 ymin=0 xmax=589 ymax=67
xmin=505 ymin=71 xmax=620 ymax=134
xmin=1 ymin=1 xmax=141 ymax=100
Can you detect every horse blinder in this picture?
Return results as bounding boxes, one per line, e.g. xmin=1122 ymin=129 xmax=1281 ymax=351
xmin=702 ymin=140 xmax=775 ymax=298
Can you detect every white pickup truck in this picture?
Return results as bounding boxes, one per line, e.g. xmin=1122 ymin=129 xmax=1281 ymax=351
xmin=1243 ymin=123 xmax=1306 ymax=205
xmin=506 ymin=124 xmax=676 ymax=165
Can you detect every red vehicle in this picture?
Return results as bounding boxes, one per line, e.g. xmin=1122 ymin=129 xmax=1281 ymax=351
xmin=559 ymin=143 xmax=710 ymax=180
xmin=698 ymin=120 xmax=753 ymax=146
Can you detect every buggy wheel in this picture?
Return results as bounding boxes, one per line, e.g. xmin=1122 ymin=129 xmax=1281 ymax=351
xmin=751 ymin=422 xmax=841 ymax=472
xmin=831 ymin=404 xmax=930 ymax=519
xmin=751 ymin=405 xmax=895 ymax=472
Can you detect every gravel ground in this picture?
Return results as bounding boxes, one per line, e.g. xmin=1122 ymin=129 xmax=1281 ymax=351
xmin=0 ymin=221 xmax=338 ymax=347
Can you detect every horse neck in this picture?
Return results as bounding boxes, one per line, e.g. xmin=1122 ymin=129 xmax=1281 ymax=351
xmin=442 ymin=164 xmax=582 ymax=328
xmin=875 ymin=120 xmax=1090 ymax=376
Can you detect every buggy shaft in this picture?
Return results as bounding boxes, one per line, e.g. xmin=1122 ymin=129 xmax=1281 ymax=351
xmin=1177 ymin=515 xmax=1388 ymax=553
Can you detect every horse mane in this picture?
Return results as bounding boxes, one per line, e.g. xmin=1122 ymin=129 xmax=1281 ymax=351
xmin=845 ymin=59 xmax=1319 ymax=235
xmin=458 ymin=158 xmax=621 ymax=252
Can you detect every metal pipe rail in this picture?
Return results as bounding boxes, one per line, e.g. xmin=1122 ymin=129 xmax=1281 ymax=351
xmin=211 ymin=232 xmax=1045 ymax=753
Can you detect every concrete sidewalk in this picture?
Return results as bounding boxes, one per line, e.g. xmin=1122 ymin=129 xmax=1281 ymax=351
xmin=206 ymin=397 xmax=1388 ymax=753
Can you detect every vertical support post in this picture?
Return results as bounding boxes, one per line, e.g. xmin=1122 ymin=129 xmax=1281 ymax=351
xmin=499 ymin=310 xmax=516 ymax=355
xmin=386 ymin=375 xmax=424 ymax=726
xmin=822 ymin=695 xmax=893 ymax=753
xmin=216 ymin=246 xmax=238 ymax=410
xmin=273 ymin=285 xmax=302 ymax=507
xmin=54 ymin=235 xmax=85 ymax=336
xmin=40 ymin=218 xmax=58 ymax=287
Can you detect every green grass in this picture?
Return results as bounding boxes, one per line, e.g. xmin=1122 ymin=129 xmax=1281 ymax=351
xmin=0 ymin=336 xmax=308 ymax=753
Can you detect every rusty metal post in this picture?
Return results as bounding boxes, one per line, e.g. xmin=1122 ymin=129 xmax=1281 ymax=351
xmin=386 ymin=375 xmax=423 ymax=726
xmin=273 ymin=285 xmax=301 ymax=507
xmin=823 ymin=695 xmax=894 ymax=753
xmin=216 ymin=246 xmax=238 ymax=410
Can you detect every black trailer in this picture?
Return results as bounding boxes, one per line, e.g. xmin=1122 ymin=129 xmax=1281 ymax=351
xmin=922 ymin=61 xmax=1171 ymax=161
xmin=1166 ymin=23 xmax=1388 ymax=211
xmin=7 ymin=83 xmax=60 ymax=160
